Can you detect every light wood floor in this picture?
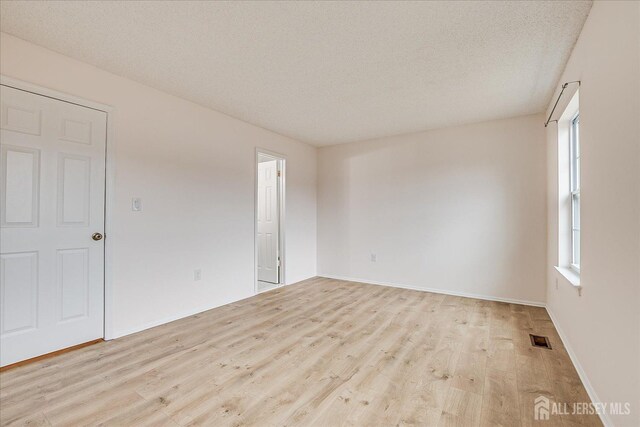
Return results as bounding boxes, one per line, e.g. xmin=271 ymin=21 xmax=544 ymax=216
xmin=1 ymin=277 xmax=601 ymax=427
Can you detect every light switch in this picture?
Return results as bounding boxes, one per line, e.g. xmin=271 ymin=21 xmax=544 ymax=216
xmin=132 ymin=197 xmax=143 ymax=212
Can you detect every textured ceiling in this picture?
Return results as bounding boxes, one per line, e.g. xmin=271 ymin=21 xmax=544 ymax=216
xmin=0 ymin=1 xmax=591 ymax=146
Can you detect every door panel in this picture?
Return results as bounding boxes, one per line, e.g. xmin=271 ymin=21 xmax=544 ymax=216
xmin=0 ymin=85 xmax=106 ymax=366
xmin=0 ymin=251 xmax=38 ymax=335
xmin=57 ymin=154 xmax=91 ymax=226
xmin=57 ymin=248 xmax=89 ymax=321
xmin=257 ymin=160 xmax=279 ymax=284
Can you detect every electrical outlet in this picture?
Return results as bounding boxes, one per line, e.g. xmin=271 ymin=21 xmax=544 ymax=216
xmin=132 ymin=197 xmax=143 ymax=212
xmin=194 ymin=269 xmax=202 ymax=281
xmin=370 ymin=253 xmax=377 ymax=262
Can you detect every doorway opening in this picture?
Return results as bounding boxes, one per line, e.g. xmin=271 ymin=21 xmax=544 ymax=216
xmin=255 ymin=150 xmax=285 ymax=293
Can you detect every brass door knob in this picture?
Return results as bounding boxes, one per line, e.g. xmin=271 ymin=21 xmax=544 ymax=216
xmin=92 ymin=232 xmax=104 ymax=241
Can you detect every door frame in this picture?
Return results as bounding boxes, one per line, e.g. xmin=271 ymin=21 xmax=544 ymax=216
xmin=254 ymin=148 xmax=286 ymax=294
xmin=0 ymin=75 xmax=117 ymax=340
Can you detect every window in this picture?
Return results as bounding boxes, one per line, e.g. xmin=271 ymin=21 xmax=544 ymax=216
xmin=569 ymin=114 xmax=580 ymax=271
xmin=555 ymin=89 xmax=580 ymax=286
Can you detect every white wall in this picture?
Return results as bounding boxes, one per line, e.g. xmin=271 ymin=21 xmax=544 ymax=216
xmin=545 ymin=2 xmax=640 ymax=426
xmin=3 ymin=6 xmax=639 ymax=421
xmin=0 ymin=33 xmax=317 ymax=338
xmin=318 ymin=114 xmax=547 ymax=304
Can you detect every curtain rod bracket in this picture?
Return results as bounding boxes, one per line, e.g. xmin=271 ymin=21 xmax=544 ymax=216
xmin=544 ymin=80 xmax=581 ymax=127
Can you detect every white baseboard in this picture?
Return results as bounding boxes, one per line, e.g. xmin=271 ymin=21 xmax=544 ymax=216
xmin=109 ymin=274 xmax=319 ymax=339
xmin=545 ymin=307 xmax=611 ymax=427
xmin=109 ymin=293 xmax=254 ymax=339
xmin=319 ymin=274 xmax=546 ymax=307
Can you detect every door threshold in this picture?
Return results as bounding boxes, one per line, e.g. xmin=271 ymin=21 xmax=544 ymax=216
xmin=0 ymin=339 xmax=104 ymax=372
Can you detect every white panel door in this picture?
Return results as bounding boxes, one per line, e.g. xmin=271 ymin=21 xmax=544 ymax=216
xmin=257 ymin=160 xmax=279 ymax=284
xmin=0 ymin=85 xmax=106 ymax=366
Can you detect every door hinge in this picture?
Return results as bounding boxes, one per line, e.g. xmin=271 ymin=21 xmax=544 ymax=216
xmin=277 ymin=170 xmax=281 ymax=178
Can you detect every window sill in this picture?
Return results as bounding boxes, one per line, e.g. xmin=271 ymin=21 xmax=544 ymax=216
xmin=555 ymin=266 xmax=581 ymax=288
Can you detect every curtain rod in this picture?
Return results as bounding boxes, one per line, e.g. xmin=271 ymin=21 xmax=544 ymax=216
xmin=544 ymin=80 xmax=581 ymax=127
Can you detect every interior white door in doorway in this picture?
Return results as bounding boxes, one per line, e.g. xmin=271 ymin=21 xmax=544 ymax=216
xmin=257 ymin=159 xmax=280 ymax=284
xmin=0 ymin=85 xmax=107 ymax=367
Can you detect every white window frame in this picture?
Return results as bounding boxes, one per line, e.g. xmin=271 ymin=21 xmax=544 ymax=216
xmin=555 ymin=89 xmax=580 ymax=288
xmin=569 ymin=113 xmax=580 ymax=273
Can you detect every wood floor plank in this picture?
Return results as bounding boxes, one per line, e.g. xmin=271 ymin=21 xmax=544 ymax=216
xmin=479 ymin=368 xmax=520 ymax=426
xmin=0 ymin=278 xmax=601 ymax=427
xmin=439 ymin=386 xmax=483 ymax=427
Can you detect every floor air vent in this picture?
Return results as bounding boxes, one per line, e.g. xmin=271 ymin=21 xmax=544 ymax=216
xmin=529 ymin=334 xmax=552 ymax=349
